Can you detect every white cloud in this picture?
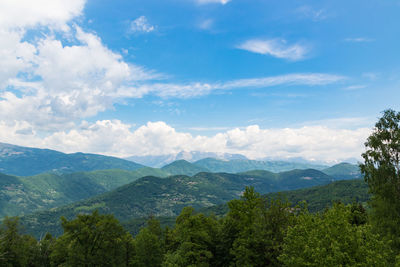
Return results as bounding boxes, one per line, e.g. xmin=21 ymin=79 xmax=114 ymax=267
xmin=344 ymin=37 xmax=374 ymax=43
xmin=0 ymin=26 xmax=159 ymax=131
xmin=196 ymin=0 xmax=231 ymax=5
xmin=0 ymin=0 xmax=85 ymax=31
xmin=0 ymin=2 xmax=161 ymax=131
xmin=237 ymin=39 xmax=309 ymax=61
xmin=130 ymin=16 xmax=155 ymax=33
xmin=1 ymin=120 xmax=371 ymax=163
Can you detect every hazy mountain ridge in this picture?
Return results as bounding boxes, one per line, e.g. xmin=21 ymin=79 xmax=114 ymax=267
xmin=193 ymin=158 xmax=328 ymax=173
xmin=126 ymin=151 xmax=248 ymax=167
xmin=161 ymin=160 xmax=210 ymax=176
xmin=0 ymin=142 xmax=144 ymax=176
xmin=322 ymin=162 xmax=361 ymax=180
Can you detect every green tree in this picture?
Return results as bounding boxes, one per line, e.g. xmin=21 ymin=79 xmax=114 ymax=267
xmin=360 ymin=109 xmax=400 ymax=251
xmin=163 ymin=207 xmax=218 ymax=267
xmin=132 ymin=217 xmax=164 ymax=267
xmin=34 ymin=233 xmax=55 ymax=267
xmin=222 ymin=187 xmax=295 ymax=266
xmin=0 ymin=217 xmax=39 ymax=267
xmin=279 ymin=203 xmax=391 ymax=266
xmin=50 ymin=210 xmax=133 ymax=267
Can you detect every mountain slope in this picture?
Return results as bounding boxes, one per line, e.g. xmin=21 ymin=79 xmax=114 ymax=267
xmin=322 ymin=163 xmax=361 ymax=180
xmin=161 ymin=160 xmax=210 ymax=176
xmin=21 ymin=169 xmax=336 ymax=237
xmin=194 ymin=158 xmax=327 ymax=173
xmin=0 ymin=168 xmax=170 ymax=218
xmin=0 ymin=142 xmax=144 ymax=176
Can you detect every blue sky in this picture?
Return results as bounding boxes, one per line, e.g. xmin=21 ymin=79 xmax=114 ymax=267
xmin=0 ymin=0 xmax=399 ymax=162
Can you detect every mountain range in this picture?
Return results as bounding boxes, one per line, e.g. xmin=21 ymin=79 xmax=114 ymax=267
xmin=125 ymin=151 xmax=248 ymax=167
xmin=21 ymin=168 xmax=343 ymax=237
xmin=0 ymin=141 xmax=364 ymax=239
xmin=0 ymin=142 xmax=143 ymax=176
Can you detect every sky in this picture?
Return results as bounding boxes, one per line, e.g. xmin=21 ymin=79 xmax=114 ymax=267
xmin=0 ymin=0 xmax=399 ymax=163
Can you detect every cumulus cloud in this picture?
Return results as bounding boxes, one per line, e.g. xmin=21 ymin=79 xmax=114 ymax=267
xmin=0 ymin=0 xmax=85 ymax=30
xmin=1 ymin=120 xmax=371 ymax=163
xmin=237 ymin=39 xmax=309 ymax=61
xmin=0 ymin=1 xmax=161 ymax=131
xmin=129 ymin=16 xmax=155 ymax=33
xmin=0 ymin=26 xmax=159 ymax=131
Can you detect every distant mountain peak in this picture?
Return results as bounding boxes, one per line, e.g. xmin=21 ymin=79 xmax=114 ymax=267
xmin=125 ymin=151 xmax=248 ymax=167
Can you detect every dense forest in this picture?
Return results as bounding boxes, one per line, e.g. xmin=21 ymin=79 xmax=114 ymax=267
xmin=0 ymin=187 xmax=393 ymax=266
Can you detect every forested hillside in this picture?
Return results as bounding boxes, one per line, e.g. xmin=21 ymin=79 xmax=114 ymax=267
xmin=0 ymin=168 xmax=170 ymax=217
xmin=21 ymin=169 xmax=337 ymax=237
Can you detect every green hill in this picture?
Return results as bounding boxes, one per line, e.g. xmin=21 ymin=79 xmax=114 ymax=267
xmin=194 ymin=158 xmax=327 ymax=173
xmin=161 ymin=160 xmax=210 ymax=176
xmin=125 ymin=179 xmax=370 ymax=235
xmin=322 ymin=162 xmax=361 ymax=180
xmin=20 ymin=169 xmax=336 ymax=237
xmin=0 ymin=142 xmax=144 ymax=176
xmin=0 ymin=168 xmax=170 ymax=218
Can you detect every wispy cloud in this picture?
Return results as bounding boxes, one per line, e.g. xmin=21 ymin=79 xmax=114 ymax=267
xmin=133 ymin=73 xmax=346 ymax=98
xmin=343 ymin=85 xmax=366 ymax=91
xmin=129 ymin=16 xmax=155 ymax=33
xmin=198 ymin=19 xmax=214 ymax=30
xmin=196 ymin=0 xmax=231 ymax=5
xmin=298 ymin=117 xmax=374 ymax=129
xmin=344 ymin=37 xmax=374 ymax=43
xmin=237 ymin=39 xmax=309 ymax=61
xmin=296 ymin=6 xmax=328 ymax=21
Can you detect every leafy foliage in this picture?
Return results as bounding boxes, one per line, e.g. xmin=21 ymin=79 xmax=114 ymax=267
xmin=50 ymin=211 xmax=133 ymax=267
xmin=360 ymin=109 xmax=400 ymax=252
xmin=279 ymin=203 xmax=391 ymax=266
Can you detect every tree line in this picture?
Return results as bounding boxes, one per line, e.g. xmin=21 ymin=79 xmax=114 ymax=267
xmin=1 ymin=109 xmax=400 ymax=266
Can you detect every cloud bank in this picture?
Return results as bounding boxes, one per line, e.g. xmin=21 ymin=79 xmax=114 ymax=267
xmin=0 ymin=120 xmax=371 ymax=163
